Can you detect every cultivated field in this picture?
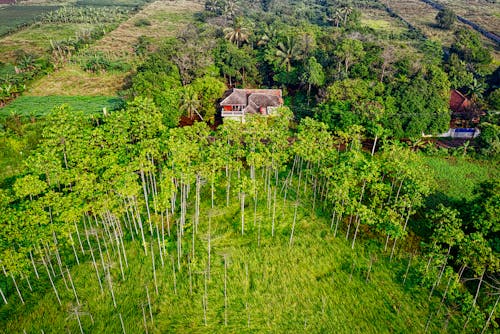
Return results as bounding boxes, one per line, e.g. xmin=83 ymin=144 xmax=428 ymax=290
xmin=380 ymin=0 xmax=500 ymax=64
xmin=88 ymin=0 xmax=203 ymax=58
xmin=27 ymin=64 xmax=129 ymax=96
xmin=0 ymin=5 xmax=59 ymax=36
xmin=359 ymin=6 xmax=409 ymax=36
xmin=0 ymin=95 xmax=123 ymax=119
xmin=26 ymin=0 xmax=202 ymax=96
xmin=433 ymin=0 xmax=500 ymax=37
xmin=0 ymin=23 xmax=95 ymax=62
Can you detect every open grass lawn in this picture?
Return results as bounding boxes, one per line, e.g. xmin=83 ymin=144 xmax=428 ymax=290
xmin=422 ymin=155 xmax=500 ymax=201
xmin=0 ymin=194 xmax=462 ymax=333
xmin=360 ymin=7 xmax=409 ymax=36
xmin=0 ymin=23 xmax=96 ymax=62
xmin=0 ymin=95 xmax=123 ymax=119
xmin=0 ymin=5 xmax=59 ymax=37
xmin=26 ymin=64 xmax=129 ymax=96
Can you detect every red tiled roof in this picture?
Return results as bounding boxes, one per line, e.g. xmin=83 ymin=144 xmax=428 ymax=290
xmin=450 ymin=90 xmax=470 ymax=113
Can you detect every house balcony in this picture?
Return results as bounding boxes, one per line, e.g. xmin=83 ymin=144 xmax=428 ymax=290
xmin=221 ymin=110 xmax=245 ymax=117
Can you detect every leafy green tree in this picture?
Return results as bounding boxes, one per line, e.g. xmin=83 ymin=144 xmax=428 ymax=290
xmin=214 ymin=41 xmax=259 ymax=86
xmin=301 ymin=56 xmax=325 ymax=97
xmin=223 ymin=19 xmax=250 ymax=47
xmin=190 ymin=76 xmax=226 ymax=122
xmin=435 ymin=8 xmax=456 ymax=29
xmin=13 ymin=175 xmax=47 ymax=201
xmin=451 ymin=28 xmax=492 ymax=71
xmin=334 ymin=38 xmax=365 ymax=78
xmin=446 ymin=54 xmax=474 ymax=90
xmin=272 ymin=36 xmax=303 ymax=73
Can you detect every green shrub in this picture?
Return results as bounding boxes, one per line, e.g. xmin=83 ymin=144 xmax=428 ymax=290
xmin=134 ymin=18 xmax=151 ymax=27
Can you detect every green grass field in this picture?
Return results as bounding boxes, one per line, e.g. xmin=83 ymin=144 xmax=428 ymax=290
xmin=0 ymin=194 xmax=461 ymax=333
xmin=0 ymin=95 xmax=123 ymax=119
xmin=422 ymin=155 xmax=499 ymax=201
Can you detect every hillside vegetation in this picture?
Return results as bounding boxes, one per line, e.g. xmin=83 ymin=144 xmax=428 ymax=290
xmin=0 ymin=0 xmax=499 ymax=332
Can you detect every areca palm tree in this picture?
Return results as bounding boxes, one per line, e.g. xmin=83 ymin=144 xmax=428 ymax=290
xmin=275 ymin=36 xmax=302 ymax=72
xmin=179 ymin=87 xmax=203 ymax=120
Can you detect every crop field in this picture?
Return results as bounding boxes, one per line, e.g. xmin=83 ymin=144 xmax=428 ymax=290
xmin=88 ymin=0 xmax=203 ymax=58
xmin=359 ymin=7 xmax=409 ymax=36
xmin=0 ymin=192 xmax=463 ymax=333
xmin=0 ymin=5 xmax=59 ymax=36
xmin=433 ymin=0 xmax=500 ymax=37
xmin=0 ymin=95 xmax=123 ymax=119
xmin=29 ymin=0 xmax=202 ymax=96
xmin=75 ymin=0 xmax=149 ymax=7
xmin=0 ymin=23 xmax=96 ymax=62
xmin=379 ymin=0 xmax=500 ymax=63
xmin=423 ymin=155 xmax=500 ymax=201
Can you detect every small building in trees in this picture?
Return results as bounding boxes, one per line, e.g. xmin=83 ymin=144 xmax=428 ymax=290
xmin=220 ymin=88 xmax=283 ymax=121
xmin=449 ymin=89 xmax=483 ymax=128
xmin=450 ymin=89 xmax=471 ymax=114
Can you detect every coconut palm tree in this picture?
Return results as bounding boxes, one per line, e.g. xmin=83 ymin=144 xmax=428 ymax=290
xmin=275 ymin=36 xmax=302 ymax=72
xmin=327 ymin=8 xmax=343 ymax=28
xmin=341 ymin=6 xmax=353 ymax=26
xmin=223 ymin=21 xmax=249 ymax=47
xmin=180 ymin=87 xmax=203 ymax=120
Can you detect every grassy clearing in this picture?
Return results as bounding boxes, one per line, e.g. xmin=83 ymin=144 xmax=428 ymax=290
xmin=0 ymin=5 xmax=59 ymax=36
xmin=0 ymin=194 xmax=461 ymax=333
xmin=360 ymin=7 xmax=408 ymax=36
xmin=422 ymin=155 xmax=499 ymax=201
xmin=0 ymin=95 xmax=123 ymax=119
xmin=0 ymin=23 xmax=96 ymax=62
xmin=26 ymin=64 xmax=128 ymax=96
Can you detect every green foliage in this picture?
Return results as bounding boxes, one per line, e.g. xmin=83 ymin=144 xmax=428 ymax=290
xmin=189 ymin=76 xmax=226 ymax=121
xmin=78 ymin=52 xmax=130 ymax=74
xmin=133 ymin=18 xmax=152 ymax=27
xmin=435 ymin=8 xmax=456 ymax=30
xmin=488 ymin=88 xmax=500 ymax=111
xmin=446 ymin=54 xmax=474 ymax=90
xmin=38 ymin=7 xmax=129 ymax=24
xmin=451 ymin=28 xmax=492 ymax=70
xmin=0 ymin=96 xmax=123 ymax=121
xmin=476 ymin=122 xmax=500 ymax=158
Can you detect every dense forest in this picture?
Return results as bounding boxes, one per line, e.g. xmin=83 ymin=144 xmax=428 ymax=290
xmin=0 ymin=0 xmax=499 ymax=332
